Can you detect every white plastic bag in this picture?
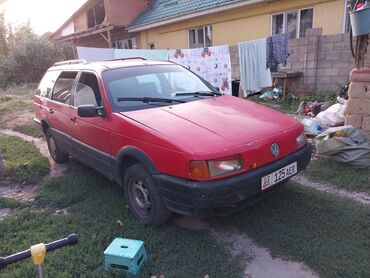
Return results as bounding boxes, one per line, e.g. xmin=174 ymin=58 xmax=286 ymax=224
xmin=316 ymin=103 xmax=346 ymax=127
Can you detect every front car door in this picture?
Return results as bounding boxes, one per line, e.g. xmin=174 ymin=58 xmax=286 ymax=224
xmin=70 ymin=71 xmax=113 ymax=179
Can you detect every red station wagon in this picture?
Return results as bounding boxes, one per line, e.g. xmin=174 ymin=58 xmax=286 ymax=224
xmin=33 ymin=58 xmax=311 ymax=226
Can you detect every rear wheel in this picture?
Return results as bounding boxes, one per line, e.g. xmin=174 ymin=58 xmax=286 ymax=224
xmin=124 ymin=164 xmax=171 ymax=226
xmin=45 ymin=129 xmax=68 ymax=163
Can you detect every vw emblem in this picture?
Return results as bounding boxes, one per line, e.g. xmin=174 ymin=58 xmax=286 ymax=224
xmin=271 ymin=143 xmax=280 ymax=157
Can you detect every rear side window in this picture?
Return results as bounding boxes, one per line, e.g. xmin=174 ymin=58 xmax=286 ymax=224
xmin=36 ymin=70 xmax=61 ymax=98
xmin=51 ymin=71 xmax=78 ymax=104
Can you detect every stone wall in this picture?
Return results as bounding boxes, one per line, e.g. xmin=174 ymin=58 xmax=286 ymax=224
xmin=229 ymin=28 xmax=370 ymax=94
xmin=345 ymin=68 xmax=370 ymax=138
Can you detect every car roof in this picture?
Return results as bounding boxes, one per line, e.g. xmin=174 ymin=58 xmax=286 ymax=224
xmin=48 ymin=58 xmax=175 ymax=72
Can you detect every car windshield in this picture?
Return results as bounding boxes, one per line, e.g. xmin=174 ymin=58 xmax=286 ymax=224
xmin=102 ymin=64 xmax=220 ymax=112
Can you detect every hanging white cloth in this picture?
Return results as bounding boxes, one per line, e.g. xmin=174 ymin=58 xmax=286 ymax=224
xmin=238 ymin=38 xmax=272 ymax=95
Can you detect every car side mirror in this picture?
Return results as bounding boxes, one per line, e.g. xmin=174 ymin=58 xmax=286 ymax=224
xmin=77 ymin=105 xmax=106 ymax=117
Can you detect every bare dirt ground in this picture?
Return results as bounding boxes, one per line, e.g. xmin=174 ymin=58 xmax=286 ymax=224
xmin=175 ymin=216 xmax=318 ymax=278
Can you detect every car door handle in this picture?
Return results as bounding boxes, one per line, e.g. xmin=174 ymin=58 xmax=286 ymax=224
xmin=48 ymin=108 xmax=54 ymax=114
xmin=70 ymin=117 xmax=76 ymax=123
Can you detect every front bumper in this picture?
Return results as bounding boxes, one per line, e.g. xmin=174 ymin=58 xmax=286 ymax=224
xmin=153 ymin=143 xmax=312 ymax=216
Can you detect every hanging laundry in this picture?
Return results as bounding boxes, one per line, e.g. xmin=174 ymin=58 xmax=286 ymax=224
xmin=77 ymin=47 xmax=114 ymax=62
xmin=114 ymin=49 xmax=169 ymax=61
xmin=169 ymin=45 xmax=232 ymax=94
xmin=266 ymin=33 xmax=290 ymax=71
xmin=238 ymin=38 xmax=272 ymax=95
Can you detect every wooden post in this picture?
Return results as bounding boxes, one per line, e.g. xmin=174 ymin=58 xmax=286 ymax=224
xmin=355 ymin=34 xmax=369 ymax=68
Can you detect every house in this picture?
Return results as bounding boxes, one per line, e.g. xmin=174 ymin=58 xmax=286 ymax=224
xmin=51 ymin=0 xmax=149 ymax=55
xmin=128 ymin=0 xmax=350 ymax=50
xmin=127 ymin=0 xmax=361 ymax=93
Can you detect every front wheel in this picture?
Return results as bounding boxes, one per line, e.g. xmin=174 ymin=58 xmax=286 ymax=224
xmin=45 ymin=129 xmax=69 ymax=163
xmin=124 ymin=164 xmax=171 ymax=226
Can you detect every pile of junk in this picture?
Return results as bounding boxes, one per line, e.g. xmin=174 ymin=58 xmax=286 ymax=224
xmin=294 ymin=85 xmax=370 ymax=169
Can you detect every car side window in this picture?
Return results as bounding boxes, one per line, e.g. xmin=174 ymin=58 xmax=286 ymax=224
xmin=74 ymin=72 xmax=102 ymax=107
xmin=36 ymin=70 xmax=61 ymax=99
xmin=51 ymin=71 xmax=78 ymax=104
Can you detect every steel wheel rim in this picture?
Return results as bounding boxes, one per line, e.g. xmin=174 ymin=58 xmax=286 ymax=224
xmin=129 ymin=178 xmax=151 ymax=219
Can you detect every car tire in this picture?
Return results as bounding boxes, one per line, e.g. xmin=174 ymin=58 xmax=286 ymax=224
xmin=45 ymin=129 xmax=69 ymax=163
xmin=124 ymin=164 xmax=172 ymax=226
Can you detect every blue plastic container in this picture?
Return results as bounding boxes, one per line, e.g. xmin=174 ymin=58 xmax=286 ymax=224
xmin=104 ymin=238 xmax=148 ymax=276
xmin=349 ymin=6 xmax=370 ymax=36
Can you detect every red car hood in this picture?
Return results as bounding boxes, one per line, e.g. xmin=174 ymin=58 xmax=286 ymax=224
xmin=121 ymin=95 xmax=298 ymax=153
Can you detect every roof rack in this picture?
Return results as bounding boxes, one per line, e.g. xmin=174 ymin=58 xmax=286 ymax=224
xmin=53 ymin=59 xmax=87 ymax=66
xmin=107 ymin=57 xmax=147 ymax=62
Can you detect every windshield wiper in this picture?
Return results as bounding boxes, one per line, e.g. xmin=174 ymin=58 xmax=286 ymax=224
xmin=175 ymin=91 xmax=222 ymax=97
xmin=117 ymin=97 xmax=185 ymax=103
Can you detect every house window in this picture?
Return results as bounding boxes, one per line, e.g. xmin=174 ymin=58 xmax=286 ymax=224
xmin=188 ymin=26 xmax=212 ymax=48
xmin=272 ymin=8 xmax=313 ymax=39
xmin=113 ymin=38 xmax=136 ymax=49
xmin=87 ymin=0 xmax=105 ymax=29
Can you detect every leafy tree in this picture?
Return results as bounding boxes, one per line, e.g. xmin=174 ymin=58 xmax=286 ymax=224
xmin=0 ymin=13 xmax=7 ymax=56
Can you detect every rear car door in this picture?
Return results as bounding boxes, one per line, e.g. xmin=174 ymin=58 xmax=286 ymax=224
xmin=70 ymin=71 xmax=113 ymax=178
xmin=47 ymin=71 xmax=78 ymax=154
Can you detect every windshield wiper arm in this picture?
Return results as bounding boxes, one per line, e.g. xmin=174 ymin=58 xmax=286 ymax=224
xmin=117 ymin=97 xmax=185 ymax=103
xmin=175 ymin=91 xmax=222 ymax=97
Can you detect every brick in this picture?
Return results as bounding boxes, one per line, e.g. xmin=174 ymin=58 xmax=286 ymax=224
xmin=325 ymin=51 xmax=341 ymax=60
xmin=306 ymin=28 xmax=322 ymax=37
xmin=303 ymin=68 xmax=316 ymax=77
xmin=340 ymin=52 xmax=352 ymax=60
xmin=350 ymin=71 xmax=370 ymax=82
xmin=317 ymin=61 xmax=333 ymax=69
xmin=306 ymin=61 xmax=316 ymax=69
xmin=348 ymin=82 xmax=366 ymax=98
xmin=319 ymin=43 xmax=334 ymax=52
xmin=306 ymin=52 xmax=316 ymax=62
xmin=317 ymin=52 xmax=325 ymax=60
xmin=317 ymin=68 xmax=339 ymax=76
xmin=362 ymin=116 xmax=370 ymax=131
xmin=288 ymin=54 xmax=299 ymax=61
xmin=307 ymin=44 xmax=318 ymax=53
xmin=316 ymin=75 xmax=331 ymax=85
xmin=291 ymin=61 xmax=304 ymax=70
xmin=366 ymin=91 xmax=370 ymax=99
xmin=345 ymin=114 xmax=363 ymax=128
xmin=332 ymin=60 xmax=351 ymax=68
xmin=289 ymin=39 xmax=299 ymax=47
xmin=299 ymin=45 xmax=307 ymax=55
xmin=326 ymin=34 xmax=344 ymax=43
xmin=333 ymin=42 xmax=349 ymax=51
xmin=304 ymin=76 xmax=315 ymax=84
xmin=360 ymin=99 xmax=370 ymax=115
xmin=331 ymin=76 xmax=348 ymax=85
xmin=345 ymin=99 xmax=362 ymax=114
xmin=299 ymin=38 xmax=307 ymax=46
xmin=319 ymin=36 xmax=327 ymax=44
xmin=339 ymin=67 xmax=352 ymax=76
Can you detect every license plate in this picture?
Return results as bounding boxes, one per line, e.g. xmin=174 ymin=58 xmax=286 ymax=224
xmin=261 ymin=162 xmax=297 ymax=190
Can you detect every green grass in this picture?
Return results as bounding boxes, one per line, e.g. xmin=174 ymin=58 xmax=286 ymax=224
xmin=0 ymin=134 xmax=49 ymax=183
xmin=13 ymin=122 xmax=44 ymax=138
xmin=0 ymin=98 xmax=32 ymax=116
xmin=0 ymin=197 xmax=21 ymax=209
xmin=0 ymin=165 xmax=242 ymax=278
xmin=306 ymin=157 xmax=370 ymax=194
xmin=248 ymin=94 xmax=337 ymax=114
xmin=223 ymin=182 xmax=370 ymax=278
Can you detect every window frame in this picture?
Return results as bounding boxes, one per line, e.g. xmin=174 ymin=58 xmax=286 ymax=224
xmin=113 ymin=38 xmax=136 ymax=49
xmin=50 ymin=71 xmax=79 ymax=106
xmin=271 ymin=7 xmax=314 ymax=39
xmin=188 ymin=25 xmax=212 ymax=49
xmin=72 ymin=70 xmax=107 ymax=110
xmin=343 ymin=0 xmax=351 ymax=33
